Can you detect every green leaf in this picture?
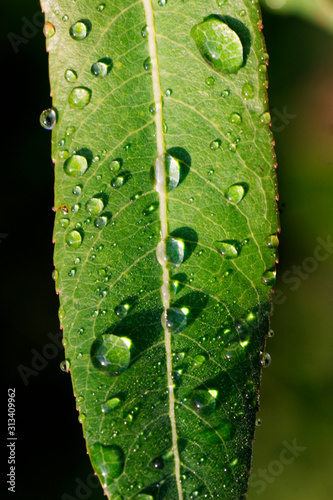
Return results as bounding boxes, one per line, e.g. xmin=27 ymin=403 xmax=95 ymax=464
xmin=41 ymin=0 xmax=279 ymax=498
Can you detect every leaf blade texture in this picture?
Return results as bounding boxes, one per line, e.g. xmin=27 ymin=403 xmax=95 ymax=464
xmin=41 ymin=0 xmax=279 ymax=498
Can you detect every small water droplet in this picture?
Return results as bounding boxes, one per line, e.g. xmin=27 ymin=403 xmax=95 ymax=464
xmin=205 ymin=76 xmax=215 ymax=86
xmin=66 ymin=125 xmax=76 ymax=136
xmin=94 ymin=216 xmax=108 ymax=229
xmin=193 ymin=354 xmax=206 ymax=367
xmin=64 ymin=154 xmax=88 ymax=177
xmin=229 ymin=112 xmax=242 ymax=125
xmin=158 ymin=0 xmax=167 ymax=5
xmin=68 ymin=87 xmax=91 ymax=108
xmin=43 ymin=22 xmax=55 ymax=39
xmin=102 ymin=397 xmax=121 ymax=414
xmin=260 ymin=111 xmax=271 ymax=125
xmin=78 ymin=413 xmax=86 ymax=424
xmin=64 ymin=68 xmax=77 ymax=82
xmin=40 ymin=108 xmax=56 ymax=130
xmin=165 ymin=88 xmax=173 ymax=96
xmin=70 ymin=21 xmax=89 ymax=40
xmin=210 ymin=139 xmax=221 ymax=150
xmin=221 ymin=89 xmax=230 ymax=98
xmin=156 ymin=237 xmax=184 ymax=268
xmin=149 ymin=103 xmax=156 ymax=115
xmin=191 ymin=389 xmax=218 ymax=415
xmin=266 ymin=234 xmax=279 ymax=248
xmin=58 ymin=150 xmax=69 ymax=160
xmin=256 ymin=418 xmax=262 ymax=426
xmin=143 ymin=56 xmax=152 ymax=70
xmin=215 ymin=240 xmax=241 ymax=259
xmin=141 ymin=24 xmax=149 ymax=37
xmin=97 ymin=3 xmax=106 ymax=11
xmin=161 ymin=307 xmax=188 ymax=334
xmin=111 ymin=174 xmax=125 ymax=189
xmin=152 ymin=456 xmax=164 ymax=469
xmin=225 ymin=183 xmax=247 ymax=203
xmin=228 ymin=142 xmax=237 ymax=153
xmin=86 ymin=197 xmax=105 ymax=215
xmin=90 ymin=334 xmax=131 ymax=376
xmin=150 ymin=154 xmax=180 ymax=193
xmin=130 ymin=191 xmax=143 ymax=202
xmin=114 ymin=303 xmax=130 ymax=319
xmin=66 ymin=230 xmax=82 ymax=248
xmin=136 ymin=495 xmax=153 ymax=500
xmin=191 ymin=18 xmax=243 ymax=74
xmin=261 ymin=352 xmax=271 ymax=368
xmin=60 ymin=359 xmax=70 ymax=372
xmin=91 ymin=58 xmax=112 ymax=77
xmin=142 ymin=201 xmax=159 ymax=216
xmin=261 ymin=268 xmax=276 ymax=286
xmin=242 ymin=82 xmax=254 ymax=99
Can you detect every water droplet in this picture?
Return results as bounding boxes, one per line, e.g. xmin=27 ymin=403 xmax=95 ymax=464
xmin=261 ymin=268 xmax=276 ymax=286
xmin=225 ymin=183 xmax=247 ymax=203
xmin=60 ymin=359 xmax=70 ymax=372
xmin=78 ymin=413 xmax=86 ymax=424
xmin=64 ymin=154 xmax=88 ymax=177
xmin=205 ymin=76 xmax=215 ymax=86
xmin=40 ymin=108 xmax=56 ymax=130
xmin=221 ymin=89 xmax=230 ymax=98
xmin=150 ymin=154 xmax=180 ymax=193
xmin=91 ymin=58 xmax=112 ymax=77
xmin=52 ymin=269 xmax=58 ymax=281
xmin=260 ymin=111 xmax=271 ymax=125
xmin=149 ymin=103 xmax=156 ymax=115
xmin=97 ymin=3 xmax=106 ymax=11
xmin=90 ymin=334 xmax=131 ymax=376
xmin=261 ymin=352 xmax=271 ymax=368
xmin=68 ymin=87 xmax=91 ymax=108
xmin=43 ymin=22 xmax=55 ymax=39
xmin=70 ymin=21 xmax=89 ymax=40
xmin=216 ymin=0 xmax=227 ymax=5
xmin=94 ymin=216 xmax=108 ymax=229
xmin=58 ymin=150 xmax=69 ymax=160
xmin=161 ymin=307 xmax=188 ymax=334
xmin=242 ymin=82 xmax=254 ymax=99
xmin=228 ymin=142 xmax=237 ymax=153
xmin=215 ymin=240 xmax=241 ymax=259
xmin=193 ymin=354 xmax=206 ymax=367
xmin=102 ymin=397 xmax=121 ymax=413
xmin=136 ymin=495 xmax=153 ymax=500
xmin=111 ymin=174 xmax=125 ymax=189
xmin=158 ymin=0 xmax=167 ymax=5
xmin=59 ymin=218 xmax=70 ymax=228
xmin=72 ymin=185 xmax=82 ymax=196
xmin=68 ymin=268 xmax=76 ymax=277
xmin=229 ymin=112 xmax=242 ymax=125
xmin=143 ymin=56 xmax=152 ymax=71
xmin=256 ymin=418 xmax=262 ymax=426
xmin=266 ymin=234 xmax=279 ymax=248
xmin=86 ymin=197 xmax=105 ymax=215
xmin=142 ymin=201 xmax=159 ymax=216
xmin=114 ymin=303 xmax=130 ymax=319
xmin=152 ymin=455 xmax=164 ymax=469
xmin=191 ymin=18 xmax=243 ymax=74
xmin=165 ymin=88 xmax=172 ymax=96
xmin=156 ymin=237 xmax=184 ymax=268
xmin=66 ymin=230 xmax=82 ymax=248
xmin=90 ymin=443 xmax=124 ymax=485
xmin=130 ymin=191 xmax=143 ymax=202
xmin=191 ymin=389 xmax=218 ymax=415
xmin=64 ymin=68 xmax=77 ymax=82
xmin=210 ymin=139 xmax=221 ymax=150
xmin=141 ymin=24 xmax=149 ymax=38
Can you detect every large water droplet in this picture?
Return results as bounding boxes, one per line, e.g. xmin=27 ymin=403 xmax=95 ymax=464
xmin=66 ymin=230 xmax=82 ymax=248
xmin=90 ymin=443 xmax=124 ymax=485
xmin=68 ymin=87 xmax=92 ymax=108
xmin=161 ymin=307 xmax=188 ymax=334
xmin=91 ymin=58 xmax=112 ymax=77
xmin=261 ymin=352 xmax=271 ymax=368
xmin=90 ymin=334 xmax=131 ymax=376
xmin=114 ymin=303 xmax=130 ymax=319
xmin=40 ymin=108 xmax=56 ymax=130
xmin=191 ymin=389 xmax=218 ymax=415
xmin=64 ymin=154 xmax=88 ymax=177
xmin=150 ymin=154 xmax=180 ymax=193
xmin=86 ymin=197 xmax=105 ymax=215
xmin=191 ymin=17 xmax=243 ymax=74
xmin=156 ymin=237 xmax=184 ymax=268
xmin=215 ymin=240 xmax=241 ymax=259
xmin=225 ymin=183 xmax=247 ymax=203
xmin=70 ymin=21 xmax=89 ymax=40
xmin=261 ymin=268 xmax=276 ymax=286
xmin=101 ymin=397 xmax=121 ymax=414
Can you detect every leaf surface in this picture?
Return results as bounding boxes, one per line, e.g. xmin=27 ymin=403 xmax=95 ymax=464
xmin=41 ymin=0 xmax=279 ymax=498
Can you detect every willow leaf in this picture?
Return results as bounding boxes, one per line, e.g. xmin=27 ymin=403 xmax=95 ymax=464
xmin=41 ymin=0 xmax=279 ymax=498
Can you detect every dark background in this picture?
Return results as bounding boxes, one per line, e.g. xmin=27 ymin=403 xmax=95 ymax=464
xmin=1 ymin=1 xmax=333 ymax=499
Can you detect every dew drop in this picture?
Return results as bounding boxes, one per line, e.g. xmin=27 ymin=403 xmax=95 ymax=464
xmin=66 ymin=230 xmax=82 ymax=248
xmin=101 ymin=397 xmax=121 ymax=413
xmin=60 ymin=359 xmax=70 ymax=372
xmin=68 ymin=87 xmax=91 ymax=108
xmin=43 ymin=22 xmax=55 ymax=39
xmin=143 ymin=56 xmax=152 ymax=70
xmin=150 ymin=154 xmax=180 ymax=193
xmin=261 ymin=268 xmax=276 ymax=286
xmin=70 ymin=21 xmax=89 ymax=40
xmin=60 ymin=218 xmax=70 ymax=228
xmin=111 ymin=174 xmax=125 ymax=189
xmin=261 ymin=352 xmax=271 ymax=368
xmin=64 ymin=154 xmax=88 ymax=177
xmin=161 ymin=307 xmax=188 ymax=334
xmin=266 ymin=234 xmax=279 ymax=248
xmin=64 ymin=68 xmax=77 ymax=82
xmin=242 ymin=82 xmax=254 ymax=99
xmin=94 ymin=216 xmax=108 ymax=229
xmin=165 ymin=88 xmax=172 ymax=96
xmin=156 ymin=237 xmax=184 ymax=268
xmin=86 ymin=197 xmax=105 ymax=215
xmin=158 ymin=0 xmax=167 ymax=6
xmin=191 ymin=17 xmax=243 ymax=74
xmin=225 ymin=183 xmax=247 ymax=203
xmin=97 ymin=3 xmax=106 ymax=12
xmin=91 ymin=334 xmax=131 ymax=376
xmin=91 ymin=58 xmax=112 ymax=77
xmin=72 ymin=185 xmax=82 ymax=196
xmin=221 ymin=89 xmax=230 ymax=98
xmin=260 ymin=111 xmax=271 ymax=125
xmin=142 ymin=201 xmax=159 ymax=216
xmin=228 ymin=142 xmax=237 ymax=153
xmin=193 ymin=354 xmax=206 ymax=367
xmin=210 ymin=139 xmax=221 ymax=150
xmin=205 ymin=76 xmax=215 ymax=86
xmin=136 ymin=495 xmax=153 ymax=500
xmin=114 ymin=303 xmax=130 ymax=319
xmin=141 ymin=24 xmax=149 ymax=38
xmin=40 ymin=108 xmax=56 ymax=130
xmin=215 ymin=240 xmax=241 ymax=259
xmin=90 ymin=443 xmax=124 ymax=485
xmin=229 ymin=112 xmax=242 ymax=125
xmin=191 ymin=389 xmax=218 ymax=415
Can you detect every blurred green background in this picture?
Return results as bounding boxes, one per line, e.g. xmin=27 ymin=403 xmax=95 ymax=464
xmin=1 ymin=1 xmax=333 ymax=499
